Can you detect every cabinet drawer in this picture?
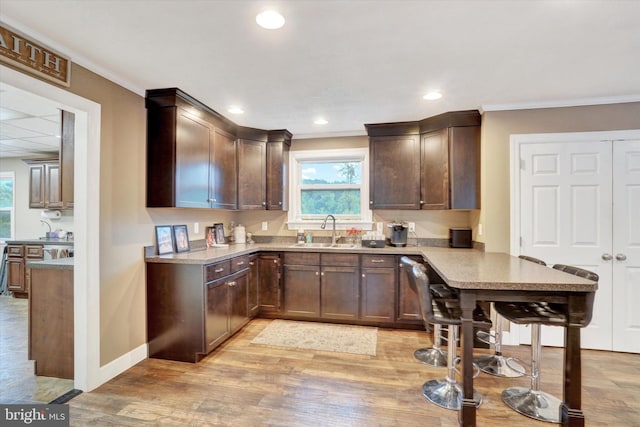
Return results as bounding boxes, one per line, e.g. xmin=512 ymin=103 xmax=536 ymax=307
xmin=230 ymin=255 xmax=249 ymax=273
xmin=284 ymin=252 xmax=320 ymax=265
xmin=7 ymin=245 xmax=24 ymax=257
xmin=206 ymin=260 xmax=231 ymax=282
xmin=321 ymin=253 xmax=359 ymax=267
xmin=361 ymin=254 xmax=396 ymax=268
xmin=26 ymin=245 xmax=44 ymax=259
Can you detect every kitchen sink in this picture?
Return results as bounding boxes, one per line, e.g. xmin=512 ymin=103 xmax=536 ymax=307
xmin=289 ymin=242 xmax=360 ymax=249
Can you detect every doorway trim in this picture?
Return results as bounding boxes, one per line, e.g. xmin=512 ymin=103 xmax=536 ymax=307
xmin=507 ymin=128 xmax=640 ymax=345
xmin=1 ymin=64 xmax=101 ymax=390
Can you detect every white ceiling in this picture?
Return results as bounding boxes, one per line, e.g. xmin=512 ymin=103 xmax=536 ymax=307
xmin=1 ymin=0 xmax=639 ymax=150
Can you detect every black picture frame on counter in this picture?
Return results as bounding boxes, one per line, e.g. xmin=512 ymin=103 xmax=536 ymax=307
xmin=173 ymin=224 xmax=190 ymax=253
xmin=155 ymin=225 xmax=174 ymax=255
xmin=213 ymin=223 xmax=225 ymax=244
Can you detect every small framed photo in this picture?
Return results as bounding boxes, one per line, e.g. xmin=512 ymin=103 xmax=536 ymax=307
xmin=213 ymin=223 xmax=226 ymax=244
xmin=155 ymin=225 xmax=174 ymax=255
xmin=173 ymin=224 xmax=190 ymax=253
xmin=205 ymin=226 xmax=215 ymax=248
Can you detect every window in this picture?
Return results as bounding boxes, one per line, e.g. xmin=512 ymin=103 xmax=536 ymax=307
xmin=0 ymin=172 xmax=15 ymax=241
xmin=288 ymin=148 xmax=372 ymax=230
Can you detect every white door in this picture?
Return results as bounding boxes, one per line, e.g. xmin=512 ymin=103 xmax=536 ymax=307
xmin=612 ymin=140 xmax=640 ymax=353
xmin=518 ymin=139 xmax=613 ymax=350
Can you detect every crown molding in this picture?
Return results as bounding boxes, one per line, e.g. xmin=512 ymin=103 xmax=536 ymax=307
xmin=481 ymin=94 xmax=640 ymax=113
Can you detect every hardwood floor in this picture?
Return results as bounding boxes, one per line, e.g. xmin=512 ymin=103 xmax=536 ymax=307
xmin=0 ymin=295 xmax=74 ymax=404
xmin=66 ymin=319 xmax=639 ymax=426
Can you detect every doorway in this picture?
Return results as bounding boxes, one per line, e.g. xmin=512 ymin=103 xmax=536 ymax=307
xmin=511 ymin=130 xmax=640 ymax=353
xmin=1 ymin=64 xmax=102 ymax=390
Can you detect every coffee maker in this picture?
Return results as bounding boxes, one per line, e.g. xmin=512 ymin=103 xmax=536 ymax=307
xmin=387 ymin=222 xmax=408 ymax=247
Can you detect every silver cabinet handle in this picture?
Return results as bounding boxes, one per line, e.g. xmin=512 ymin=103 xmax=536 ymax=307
xmin=236 ymin=261 xmax=245 ymax=266
xmin=227 ymin=281 xmax=236 ymax=287
xmin=615 ymin=253 xmax=627 ymax=261
xmin=371 ymin=259 xmax=386 ymax=263
xmin=602 ymin=253 xmax=613 ymax=261
xmin=214 ymin=267 xmax=225 ymax=273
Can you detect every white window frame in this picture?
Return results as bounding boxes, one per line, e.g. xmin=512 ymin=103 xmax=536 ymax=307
xmin=287 ymin=148 xmax=373 ymax=231
xmin=0 ymin=171 xmax=16 ymax=242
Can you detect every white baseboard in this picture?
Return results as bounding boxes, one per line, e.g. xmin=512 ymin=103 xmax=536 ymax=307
xmin=97 ymin=343 xmax=148 ymax=387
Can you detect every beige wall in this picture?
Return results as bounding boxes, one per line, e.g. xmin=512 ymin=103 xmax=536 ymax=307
xmin=479 ymin=102 xmax=640 ymax=253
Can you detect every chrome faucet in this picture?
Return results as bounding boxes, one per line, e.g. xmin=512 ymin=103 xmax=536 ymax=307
xmin=40 ymin=219 xmax=51 ymax=232
xmin=321 ymin=214 xmax=337 ymax=245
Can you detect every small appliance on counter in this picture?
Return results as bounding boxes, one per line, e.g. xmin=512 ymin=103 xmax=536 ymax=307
xmin=387 ymin=222 xmax=408 ymax=247
xmin=449 ymin=227 xmax=473 ymax=248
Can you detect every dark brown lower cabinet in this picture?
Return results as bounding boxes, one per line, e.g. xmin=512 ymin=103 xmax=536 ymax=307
xmin=321 ymin=266 xmax=359 ymax=321
xmin=248 ymin=254 xmax=259 ymax=317
xmin=257 ymin=253 xmax=282 ymax=314
xmin=360 ymin=255 xmax=396 ymax=323
xmin=397 ymin=255 xmax=422 ymax=322
xmin=147 ymin=256 xmax=249 ymax=363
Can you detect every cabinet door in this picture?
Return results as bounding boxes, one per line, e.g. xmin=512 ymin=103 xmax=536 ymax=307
xmin=237 ymin=139 xmax=266 ymax=210
xmin=321 ymin=266 xmax=359 ymax=320
xmin=60 ymin=110 xmax=75 ymax=209
xmin=369 ymin=135 xmax=421 ymax=209
xmin=46 ymin=163 xmax=62 ymax=208
xmin=29 ymin=164 xmax=45 ymax=208
xmin=228 ymin=270 xmax=248 ymax=334
xmin=210 ymin=128 xmax=237 ymax=209
xmin=284 ymin=264 xmax=320 ymax=317
xmin=248 ymin=255 xmax=259 ymax=317
xmin=6 ymin=258 xmax=25 ymax=293
xmin=397 ymin=256 xmax=422 ymax=322
xmin=205 ymin=279 xmax=230 ymax=353
xmin=266 ymin=140 xmax=289 ymax=210
xmin=420 ymin=128 xmax=450 ymax=210
xmin=449 ymin=126 xmax=480 ymax=209
xmin=258 ymin=253 xmax=282 ymax=313
xmin=360 ymin=267 xmax=396 ymax=322
xmin=176 ymin=110 xmax=211 ymax=208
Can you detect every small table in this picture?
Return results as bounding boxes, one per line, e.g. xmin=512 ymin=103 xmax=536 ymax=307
xmin=422 ymin=250 xmax=598 ymax=427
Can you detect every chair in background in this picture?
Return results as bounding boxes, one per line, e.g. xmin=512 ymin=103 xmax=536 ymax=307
xmin=494 ymin=262 xmax=598 ymax=423
xmin=400 ymin=256 xmax=492 ymax=410
xmin=474 ymin=255 xmax=547 ymax=378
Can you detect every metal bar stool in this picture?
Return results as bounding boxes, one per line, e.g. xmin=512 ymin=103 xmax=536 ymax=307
xmin=406 ymin=262 xmax=459 ymax=366
xmin=400 ymin=257 xmax=492 ymax=410
xmin=474 ymin=255 xmax=546 ymax=377
xmin=494 ymin=263 xmax=598 ymax=423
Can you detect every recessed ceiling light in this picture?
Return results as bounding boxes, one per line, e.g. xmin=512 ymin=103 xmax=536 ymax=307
xmin=423 ymin=91 xmax=443 ymax=101
xmin=227 ymin=106 xmax=244 ymax=114
xmin=314 ymin=118 xmax=328 ymax=125
xmin=256 ymin=10 xmax=285 ymax=29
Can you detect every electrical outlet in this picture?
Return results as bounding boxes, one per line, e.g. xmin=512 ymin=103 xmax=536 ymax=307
xmin=194 ymin=222 xmax=199 ymax=234
xmin=478 ymin=223 xmax=483 ymax=235
xmin=262 ymin=221 xmax=268 ymax=231
xmin=408 ymin=222 xmax=415 ymax=233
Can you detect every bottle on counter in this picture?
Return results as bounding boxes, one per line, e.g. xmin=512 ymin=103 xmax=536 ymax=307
xmin=297 ymin=229 xmax=305 ymax=244
xmin=234 ymin=224 xmax=246 ymax=244
xmin=306 ymin=232 xmax=313 ymax=243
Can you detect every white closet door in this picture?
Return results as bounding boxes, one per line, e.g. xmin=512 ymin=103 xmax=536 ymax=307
xmin=519 ymin=140 xmax=613 ymax=350
xmin=612 ymin=140 xmax=640 ymax=353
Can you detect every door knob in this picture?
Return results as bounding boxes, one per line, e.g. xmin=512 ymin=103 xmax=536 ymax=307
xmin=615 ymin=253 xmax=627 ymax=261
xmin=602 ymin=253 xmax=613 ymax=261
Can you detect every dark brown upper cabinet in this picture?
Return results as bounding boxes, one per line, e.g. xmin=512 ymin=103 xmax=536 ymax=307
xmin=146 ymin=89 xmax=291 ymax=210
xmin=366 ymin=110 xmax=481 ymax=210
xmin=266 ymin=130 xmax=291 ymax=211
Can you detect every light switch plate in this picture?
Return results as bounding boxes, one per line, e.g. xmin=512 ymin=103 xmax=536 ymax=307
xmin=262 ymin=221 xmax=268 ymax=231
xmin=408 ymin=222 xmax=415 ymax=233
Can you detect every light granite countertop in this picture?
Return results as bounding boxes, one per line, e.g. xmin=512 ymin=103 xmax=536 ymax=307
xmin=145 ymin=243 xmax=597 ymax=293
xmin=27 ymin=257 xmax=74 ymax=270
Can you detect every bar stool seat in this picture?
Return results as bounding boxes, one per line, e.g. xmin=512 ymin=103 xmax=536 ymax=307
xmin=400 ymin=256 xmax=492 ymax=411
xmin=495 ymin=263 xmax=597 ymax=423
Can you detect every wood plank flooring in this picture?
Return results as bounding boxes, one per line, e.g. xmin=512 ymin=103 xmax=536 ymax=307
xmin=0 ymin=295 xmax=74 ymax=404
xmin=67 ymin=319 xmax=640 ymax=426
